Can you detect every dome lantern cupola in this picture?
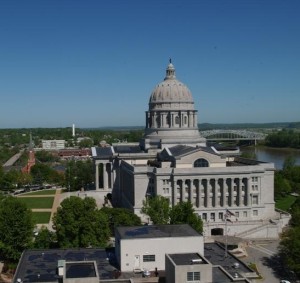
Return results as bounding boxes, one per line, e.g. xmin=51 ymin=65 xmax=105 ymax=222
xmin=140 ymin=60 xmax=206 ymax=151
xmin=165 ymin=58 xmax=176 ymax=80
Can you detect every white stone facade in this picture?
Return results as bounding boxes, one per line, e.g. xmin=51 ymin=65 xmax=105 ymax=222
xmin=92 ymin=62 xmax=288 ymax=238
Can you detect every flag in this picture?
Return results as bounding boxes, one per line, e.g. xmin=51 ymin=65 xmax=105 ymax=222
xmin=225 ymin=209 xmax=235 ymax=218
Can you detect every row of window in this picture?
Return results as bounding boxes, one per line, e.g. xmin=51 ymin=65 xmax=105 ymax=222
xmin=201 ymin=210 xmax=259 ymax=221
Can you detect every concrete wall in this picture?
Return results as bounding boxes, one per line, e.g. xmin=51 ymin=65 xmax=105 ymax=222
xmin=118 ymin=236 xmax=204 ymax=272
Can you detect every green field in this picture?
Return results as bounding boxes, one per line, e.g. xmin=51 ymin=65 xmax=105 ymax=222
xmin=24 ymin=189 xmax=57 ymax=196
xmin=18 ymin=197 xmax=54 ymax=209
xmin=275 ymin=195 xmax=297 ymax=212
xmin=32 ymin=212 xmax=52 ymax=224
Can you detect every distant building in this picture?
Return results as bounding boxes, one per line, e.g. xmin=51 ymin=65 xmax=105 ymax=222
xmin=42 ymin=140 xmax=66 ymax=150
xmin=92 ymin=61 xmax=290 ymax=238
xmin=58 ymin=148 xmax=91 ymax=160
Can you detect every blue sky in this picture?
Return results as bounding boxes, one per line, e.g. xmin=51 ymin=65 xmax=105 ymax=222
xmin=0 ymin=0 xmax=299 ymax=128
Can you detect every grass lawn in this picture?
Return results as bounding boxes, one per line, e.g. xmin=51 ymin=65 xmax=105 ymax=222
xmin=32 ymin=212 xmax=52 ymax=224
xmin=275 ymin=195 xmax=297 ymax=211
xmin=23 ymin=189 xmax=57 ymax=196
xmin=18 ymin=197 xmax=54 ymax=209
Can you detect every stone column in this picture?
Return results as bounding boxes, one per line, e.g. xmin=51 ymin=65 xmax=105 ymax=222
xmin=222 ymin=178 xmax=226 ymax=207
xmin=229 ymin=178 xmax=233 ymax=207
xmin=103 ymin=163 xmax=108 ymax=189
xmin=189 ymin=111 xmax=193 ymax=127
xmin=246 ymin=177 xmax=251 ymax=206
xmin=212 ymin=179 xmax=216 ymax=207
xmin=239 ymin=178 xmax=243 ymax=206
xmin=95 ymin=162 xmax=100 ymax=191
xmin=207 ymin=179 xmax=211 ymax=208
xmin=194 ymin=112 xmax=198 ymax=127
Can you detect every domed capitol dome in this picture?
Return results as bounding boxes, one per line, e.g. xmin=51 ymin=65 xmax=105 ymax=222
xmin=149 ymin=62 xmax=194 ymax=107
xmin=140 ymin=60 xmax=206 ymax=151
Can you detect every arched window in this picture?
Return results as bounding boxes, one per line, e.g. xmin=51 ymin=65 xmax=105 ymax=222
xmin=175 ymin=116 xmax=180 ymax=125
xmin=194 ymin=158 xmax=209 ymax=167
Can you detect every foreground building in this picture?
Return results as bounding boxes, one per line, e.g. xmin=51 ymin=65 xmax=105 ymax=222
xmin=92 ymin=61 xmax=289 ymax=238
xmin=13 ymin=225 xmax=254 ymax=283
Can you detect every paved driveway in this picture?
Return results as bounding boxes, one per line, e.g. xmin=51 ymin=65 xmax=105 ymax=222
xmin=240 ymin=239 xmax=297 ymax=283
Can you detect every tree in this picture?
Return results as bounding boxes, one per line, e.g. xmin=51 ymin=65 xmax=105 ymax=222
xmin=101 ymin=207 xmax=142 ymax=236
xmin=279 ymin=226 xmax=300 ymax=276
xmin=53 ymin=196 xmax=110 ymax=248
xmin=274 ymin=171 xmax=292 ymax=199
xmin=170 ymin=201 xmax=203 ymax=233
xmin=0 ymin=196 xmax=34 ymax=262
xmin=141 ymin=196 xmax=170 ymax=224
xmin=33 ymin=227 xmax=57 ymax=249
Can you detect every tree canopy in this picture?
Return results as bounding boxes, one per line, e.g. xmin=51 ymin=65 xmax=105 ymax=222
xmin=141 ymin=195 xmax=170 ymax=224
xmin=170 ymin=201 xmax=203 ymax=233
xmin=0 ymin=196 xmax=34 ymax=262
xmin=53 ymin=196 xmax=110 ymax=248
xmin=141 ymin=196 xmax=203 ymax=233
xmin=101 ymin=207 xmax=142 ymax=236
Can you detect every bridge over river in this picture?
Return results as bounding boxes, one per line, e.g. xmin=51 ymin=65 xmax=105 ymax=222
xmin=200 ymin=129 xmax=267 ymax=144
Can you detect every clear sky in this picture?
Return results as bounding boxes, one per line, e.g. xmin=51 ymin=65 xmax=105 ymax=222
xmin=0 ymin=0 xmax=299 ymax=129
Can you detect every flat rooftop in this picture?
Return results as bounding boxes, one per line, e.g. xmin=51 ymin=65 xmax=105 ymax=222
xmin=169 ymin=253 xmax=208 ymax=265
xmin=116 ymin=224 xmax=201 ymax=239
xmin=14 ymin=248 xmax=119 ymax=283
xmin=204 ymin=243 xmax=255 ymax=280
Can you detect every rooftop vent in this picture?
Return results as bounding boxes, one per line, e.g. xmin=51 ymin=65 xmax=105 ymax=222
xmin=191 ymin=259 xmax=202 ymax=264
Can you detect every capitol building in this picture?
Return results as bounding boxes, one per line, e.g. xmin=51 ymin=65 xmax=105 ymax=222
xmin=92 ymin=61 xmax=289 ymax=238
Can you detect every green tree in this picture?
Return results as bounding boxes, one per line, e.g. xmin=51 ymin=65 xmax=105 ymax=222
xmin=78 ymin=138 xmax=94 ymax=148
xmin=0 ymin=196 xmax=34 ymax=262
xmin=170 ymin=201 xmax=203 ymax=233
xmin=33 ymin=227 xmax=57 ymax=249
xmin=141 ymin=196 xmax=170 ymax=224
xmin=274 ymin=171 xmax=292 ymax=199
xmin=279 ymin=226 xmax=300 ymax=276
xmin=53 ymin=196 xmax=110 ymax=248
xmin=101 ymin=207 xmax=141 ymax=236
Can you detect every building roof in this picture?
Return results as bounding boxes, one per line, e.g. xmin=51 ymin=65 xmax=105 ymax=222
xmin=93 ymin=146 xmax=114 ymax=158
xmin=168 ymin=145 xmax=217 ymax=158
xmin=168 ymin=252 xmax=209 ymax=265
xmin=113 ymin=145 xmax=144 ymax=154
xmin=14 ymin=248 xmax=118 ymax=283
xmin=116 ymin=224 xmax=201 ymax=240
xmin=204 ymin=243 xmax=255 ymax=280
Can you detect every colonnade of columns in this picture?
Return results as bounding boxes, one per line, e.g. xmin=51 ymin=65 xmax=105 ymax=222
xmin=95 ymin=162 xmax=113 ymax=190
xmin=172 ymin=177 xmax=254 ymax=208
xmin=145 ymin=110 xmax=198 ymax=129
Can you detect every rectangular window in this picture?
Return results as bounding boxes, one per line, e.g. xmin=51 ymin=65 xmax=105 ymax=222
xmin=235 ymin=212 xmax=239 ymax=218
xmin=243 ymin=211 xmax=247 ymax=218
xmin=210 ymin=213 xmax=215 ymax=221
xmin=187 ymin=271 xmax=200 ymax=281
xmin=252 ymin=195 xmax=258 ymax=205
xmin=202 ymin=213 xmax=207 ymax=221
xmin=253 ymin=210 xmax=258 ymax=216
xmin=219 ymin=212 xmax=223 ymax=220
xmin=143 ymin=255 xmax=155 ymax=262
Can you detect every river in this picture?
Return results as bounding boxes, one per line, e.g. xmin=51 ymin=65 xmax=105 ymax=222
xmin=241 ymin=146 xmax=300 ymax=170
